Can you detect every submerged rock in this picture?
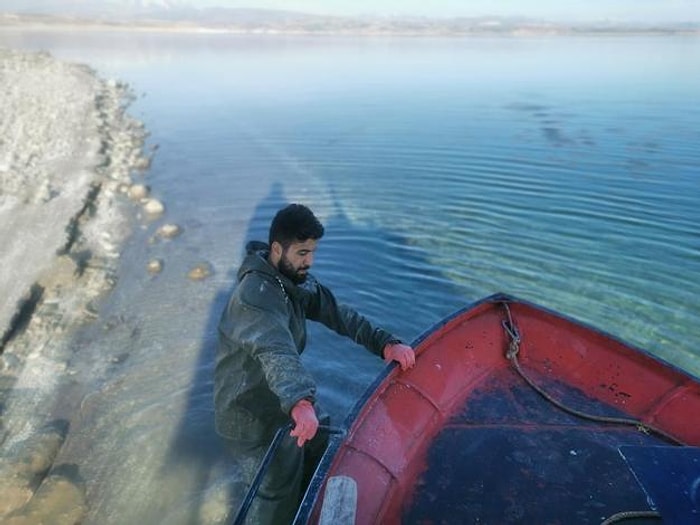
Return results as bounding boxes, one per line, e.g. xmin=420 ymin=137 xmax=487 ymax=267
xmin=0 ymin=420 xmax=69 ymax=518
xmin=187 ymin=262 xmax=213 ymax=281
xmin=147 ymin=259 xmax=163 ymax=274
xmin=3 ymin=468 xmax=86 ymax=525
xmin=156 ymin=223 xmax=182 ymax=239
xmin=132 ymin=156 xmax=151 ymax=171
xmin=143 ymin=198 xmax=165 ymax=216
xmin=143 ymin=199 xmax=165 ymax=215
xmin=127 ymin=183 xmax=150 ymax=201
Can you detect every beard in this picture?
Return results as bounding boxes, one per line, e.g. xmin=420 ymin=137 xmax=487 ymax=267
xmin=278 ymin=254 xmax=309 ymax=284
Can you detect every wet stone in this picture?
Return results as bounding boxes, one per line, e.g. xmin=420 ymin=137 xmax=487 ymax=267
xmin=187 ymin=262 xmax=213 ymax=281
xmin=155 ymin=223 xmax=182 ymax=239
xmin=147 ymin=259 xmax=163 ymax=274
xmin=127 ymin=183 xmax=149 ymax=201
xmin=0 ymin=420 xmax=68 ymax=519
xmin=3 ymin=472 xmax=87 ymax=525
xmin=143 ymin=198 xmax=164 ymax=216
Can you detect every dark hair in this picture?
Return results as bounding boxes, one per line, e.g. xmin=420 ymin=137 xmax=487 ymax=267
xmin=269 ymin=204 xmax=324 ymax=248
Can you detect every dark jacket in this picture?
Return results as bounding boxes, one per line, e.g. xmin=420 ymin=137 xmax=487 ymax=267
xmin=214 ymin=241 xmax=396 ymax=441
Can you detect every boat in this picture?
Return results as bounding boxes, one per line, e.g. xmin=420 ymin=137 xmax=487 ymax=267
xmin=293 ymin=293 xmax=700 ymax=524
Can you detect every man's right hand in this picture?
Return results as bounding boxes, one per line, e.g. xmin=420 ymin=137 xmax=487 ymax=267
xmin=383 ymin=342 xmax=416 ymax=371
xmin=290 ymin=399 xmax=318 ymax=447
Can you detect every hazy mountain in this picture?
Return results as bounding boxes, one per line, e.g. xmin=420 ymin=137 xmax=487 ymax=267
xmin=1 ymin=0 xmax=191 ymax=17
xmin=2 ymin=0 xmax=180 ymax=10
xmin=1 ymin=1 xmax=697 ymax=35
xmin=0 ymin=1 xmax=323 ymax=25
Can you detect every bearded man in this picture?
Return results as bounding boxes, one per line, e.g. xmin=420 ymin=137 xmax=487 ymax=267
xmin=215 ymin=203 xmax=414 ymax=524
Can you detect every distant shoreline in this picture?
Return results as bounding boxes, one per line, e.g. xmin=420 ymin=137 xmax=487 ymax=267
xmin=1 ymin=12 xmax=698 ymax=37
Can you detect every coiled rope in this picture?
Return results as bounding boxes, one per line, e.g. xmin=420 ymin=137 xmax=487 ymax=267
xmin=499 ymin=301 xmax=684 ymax=525
xmin=501 ymin=302 xmax=683 ymax=445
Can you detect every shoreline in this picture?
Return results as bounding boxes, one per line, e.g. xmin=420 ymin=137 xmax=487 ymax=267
xmin=0 ymin=47 xmax=153 ymax=522
xmin=4 ymin=25 xmax=699 ymax=38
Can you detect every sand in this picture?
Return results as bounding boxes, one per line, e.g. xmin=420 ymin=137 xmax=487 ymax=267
xmin=0 ymin=47 xmax=150 ymax=522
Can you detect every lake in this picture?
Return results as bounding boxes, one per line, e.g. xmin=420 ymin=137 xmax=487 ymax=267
xmin=1 ymin=29 xmax=699 ymax=524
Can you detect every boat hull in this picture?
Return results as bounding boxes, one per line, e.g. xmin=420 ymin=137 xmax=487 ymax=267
xmin=296 ymin=294 xmax=700 ymax=524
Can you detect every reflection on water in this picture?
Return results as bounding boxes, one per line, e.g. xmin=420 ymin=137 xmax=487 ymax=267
xmin=2 ymin=30 xmax=699 ymax=523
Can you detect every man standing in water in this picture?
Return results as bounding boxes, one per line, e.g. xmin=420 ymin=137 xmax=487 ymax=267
xmin=215 ymin=203 xmax=415 ymax=524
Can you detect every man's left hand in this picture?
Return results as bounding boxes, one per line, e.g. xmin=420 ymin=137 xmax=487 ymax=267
xmin=383 ymin=342 xmax=416 ymax=371
xmin=290 ymin=399 xmax=319 ymax=447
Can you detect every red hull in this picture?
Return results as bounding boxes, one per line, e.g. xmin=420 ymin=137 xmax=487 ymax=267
xmin=296 ymin=294 xmax=700 ymax=524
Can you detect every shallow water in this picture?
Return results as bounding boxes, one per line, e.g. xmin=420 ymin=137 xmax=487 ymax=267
xmin=2 ymin=30 xmax=699 ymax=523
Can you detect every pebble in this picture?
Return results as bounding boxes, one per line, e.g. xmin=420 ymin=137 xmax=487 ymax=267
xmin=156 ymin=224 xmax=182 ymax=239
xmin=127 ymin=184 xmax=150 ymax=201
xmin=143 ymin=198 xmax=164 ymax=216
xmin=147 ymin=259 xmax=163 ymax=274
xmin=133 ymin=156 xmax=151 ymax=170
xmin=187 ymin=262 xmax=213 ymax=281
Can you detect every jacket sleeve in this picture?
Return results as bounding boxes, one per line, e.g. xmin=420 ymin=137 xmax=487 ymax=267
xmin=225 ymin=276 xmax=317 ymax=414
xmin=305 ymin=280 xmax=396 ymax=357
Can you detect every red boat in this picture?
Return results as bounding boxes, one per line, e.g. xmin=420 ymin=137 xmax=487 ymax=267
xmin=294 ymin=293 xmax=700 ymax=524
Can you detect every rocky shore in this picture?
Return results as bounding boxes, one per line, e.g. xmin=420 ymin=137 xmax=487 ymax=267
xmin=0 ymin=48 xmax=153 ymax=523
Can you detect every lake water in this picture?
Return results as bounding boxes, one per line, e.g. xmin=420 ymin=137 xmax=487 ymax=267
xmin=2 ymin=29 xmax=699 ymax=524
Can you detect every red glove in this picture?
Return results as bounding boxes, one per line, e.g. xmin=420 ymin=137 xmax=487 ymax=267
xmin=383 ymin=342 xmax=416 ymax=371
xmin=290 ymin=399 xmax=318 ymax=447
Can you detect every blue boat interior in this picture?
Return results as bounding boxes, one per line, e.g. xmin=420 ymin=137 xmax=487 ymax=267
xmin=402 ymin=367 xmax=680 ymax=524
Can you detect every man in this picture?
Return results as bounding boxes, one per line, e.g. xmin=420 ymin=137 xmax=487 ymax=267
xmin=215 ymin=203 xmax=415 ymax=524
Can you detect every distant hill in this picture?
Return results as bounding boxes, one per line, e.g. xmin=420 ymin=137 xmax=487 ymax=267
xmin=1 ymin=4 xmax=698 ymax=35
xmin=0 ymin=0 xmax=189 ymax=17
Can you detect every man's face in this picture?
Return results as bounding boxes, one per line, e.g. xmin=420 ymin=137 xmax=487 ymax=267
xmin=277 ymin=239 xmax=318 ymax=284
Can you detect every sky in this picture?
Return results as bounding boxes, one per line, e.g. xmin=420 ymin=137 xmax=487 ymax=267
xmin=184 ymin=0 xmax=699 ymax=23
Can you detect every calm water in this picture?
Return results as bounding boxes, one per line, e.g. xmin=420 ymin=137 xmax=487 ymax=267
xmin=2 ymin=30 xmax=699 ymax=523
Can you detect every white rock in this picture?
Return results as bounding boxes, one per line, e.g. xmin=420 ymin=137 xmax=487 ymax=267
xmin=156 ymin=224 xmax=182 ymax=239
xmin=143 ymin=198 xmax=164 ymax=216
xmin=187 ymin=262 xmax=212 ymax=281
xmin=147 ymin=259 xmax=163 ymax=274
xmin=133 ymin=156 xmax=151 ymax=170
xmin=128 ymin=184 xmax=150 ymax=201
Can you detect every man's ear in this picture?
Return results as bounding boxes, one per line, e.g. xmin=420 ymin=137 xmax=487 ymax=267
xmin=270 ymin=241 xmax=283 ymax=265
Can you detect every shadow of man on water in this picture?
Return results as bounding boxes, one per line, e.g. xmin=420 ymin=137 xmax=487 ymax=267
xmin=161 ymin=182 xmax=288 ymax=524
xmin=165 ymin=182 xmax=467 ymax=524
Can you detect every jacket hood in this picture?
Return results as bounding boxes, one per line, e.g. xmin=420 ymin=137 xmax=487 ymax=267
xmin=237 ymin=241 xmax=272 ymax=282
xmin=245 ymin=240 xmax=269 ymax=256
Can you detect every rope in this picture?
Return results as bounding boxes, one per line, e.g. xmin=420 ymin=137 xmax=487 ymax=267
xmin=499 ymin=302 xmax=683 ymax=525
xmin=600 ymin=510 xmax=662 ymax=524
xmin=501 ymin=303 xmax=684 ymax=445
